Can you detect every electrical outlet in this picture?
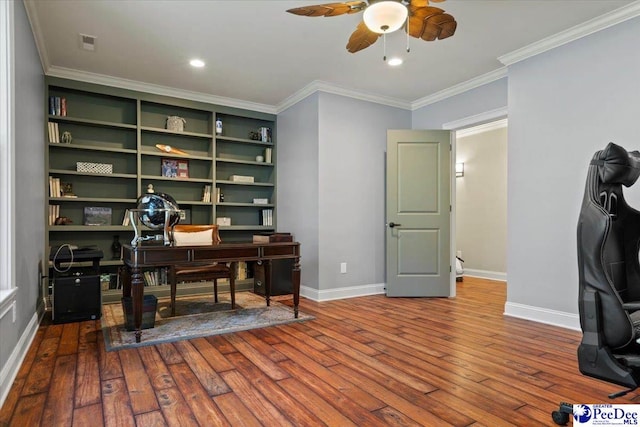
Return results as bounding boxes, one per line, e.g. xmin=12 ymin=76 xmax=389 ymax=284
xmin=340 ymin=262 xmax=347 ymax=274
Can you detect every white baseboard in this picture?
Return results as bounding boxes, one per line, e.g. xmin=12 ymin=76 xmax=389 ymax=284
xmin=301 ymin=283 xmax=386 ymax=302
xmin=463 ymin=268 xmax=507 ymax=282
xmin=504 ymin=301 xmax=580 ymax=331
xmin=0 ymin=312 xmax=39 ymax=408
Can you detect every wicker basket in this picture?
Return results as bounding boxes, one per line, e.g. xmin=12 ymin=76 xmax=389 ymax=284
xmin=166 ymin=116 xmax=186 ymax=132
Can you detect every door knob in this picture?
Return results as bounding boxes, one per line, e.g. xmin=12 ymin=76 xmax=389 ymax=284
xmin=388 ymin=222 xmax=402 ymax=228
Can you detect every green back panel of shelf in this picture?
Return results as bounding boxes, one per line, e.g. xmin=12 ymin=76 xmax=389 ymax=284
xmin=141 ymin=178 xmax=210 ymax=203
xmin=141 ymin=132 xmax=212 ymax=158
xmin=217 ymin=185 xmax=274 ymax=204
xmin=50 ymin=148 xmax=137 ymax=175
xmin=54 ymin=122 xmax=137 ymax=151
xmin=49 ymin=86 xmax=136 ymax=124
xmin=49 ymin=229 xmax=134 ymax=256
xmin=141 ymin=156 xmax=212 ymax=180
xmin=216 ymin=140 xmax=272 ymax=162
xmin=215 ymin=162 xmax=274 ymax=183
xmin=141 ymin=101 xmax=212 ymax=134
xmin=216 ymin=114 xmax=274 ymax=141
xmin=51 ymin=175 xmax=137 ymax=200
xmin=216 ymin=205 xmax=273 ymax=226
xmin=51 ymin=202 xmax=132 ymax=226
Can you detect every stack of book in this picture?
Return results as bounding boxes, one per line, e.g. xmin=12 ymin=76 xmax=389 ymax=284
xmin=47 ymin=122 xmax=60 ymax=143
xmin=202 ymin=185 xmax=212 ymax=202
xmin=260 ymin=208 xmax=273 ymax=226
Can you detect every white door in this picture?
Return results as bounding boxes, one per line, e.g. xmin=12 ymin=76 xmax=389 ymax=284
xmin=386 ymin=130 xmax=452 ymax=297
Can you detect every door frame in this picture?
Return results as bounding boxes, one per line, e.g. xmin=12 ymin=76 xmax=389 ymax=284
xmin=442 ymin=107 xmax=508 ymax=297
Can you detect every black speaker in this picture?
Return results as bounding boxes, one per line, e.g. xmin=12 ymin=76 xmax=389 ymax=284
xmin=52 ymin=274 xmax=101 ymax=323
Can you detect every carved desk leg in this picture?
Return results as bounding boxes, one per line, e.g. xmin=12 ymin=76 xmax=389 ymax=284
xmin=264 ymin=259 xmax=272 ymax=307
xmin=293 ymin=256 xmax=301 ymax=318
xmin=121 ymin=266 xmax=131 ymax=298
xmin=130 ymin=267 xmax=144 ymax=343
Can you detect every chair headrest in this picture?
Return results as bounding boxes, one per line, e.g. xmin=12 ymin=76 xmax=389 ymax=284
xmin=592 ymin=142 xmax=640 ymax=187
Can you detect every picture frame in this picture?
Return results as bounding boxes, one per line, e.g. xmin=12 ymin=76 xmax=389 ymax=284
xmin=84 ymin=207 xmax=112 ymax=226
xmin=161 ymin=158 xmax=189 ymax=179
xmin=179 ymin=209 xmax=191 ymax=224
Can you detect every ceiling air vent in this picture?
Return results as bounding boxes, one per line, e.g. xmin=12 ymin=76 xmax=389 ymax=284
xmin=79 ymin=33 xmax=96 ymax=51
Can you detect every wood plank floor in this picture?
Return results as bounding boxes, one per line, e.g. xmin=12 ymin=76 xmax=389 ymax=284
xmin=1 ymin=277 xmax=635 ymax=426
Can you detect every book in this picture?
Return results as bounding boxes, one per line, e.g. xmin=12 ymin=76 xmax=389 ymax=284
xmin=54 ymin=96 xmax=61 ymax=116
xmin=84 ymin=207 xmax=112 ymax=226
xmin=60 ymin=97 xmax=67 ymax=116
xmin=229 ymin=175 xmax=254 ymax=183
xmin=260 ymin=208 xmax=273 ymax=226
xmin=265 ymin=147 xmax=272 ymax=163
xmin=49 ymin=96 xmax=55 ymax=115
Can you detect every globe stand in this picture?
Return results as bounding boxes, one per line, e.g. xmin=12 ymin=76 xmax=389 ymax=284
xmin=128 ymin=208 xmax=182 ymax=247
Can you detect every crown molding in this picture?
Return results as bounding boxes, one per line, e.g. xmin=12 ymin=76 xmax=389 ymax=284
xmin=411 ymin=67 xmax=508 ymax=111
xmin=276 ymin=80 xmax=411 ymax=113
xmin=22 ymin=0 xmax=49 ymax=73
xmin=45 ymin=66 xmax=278 ymax=115
xmin=499 ymin=1 xmax=640 ymax=66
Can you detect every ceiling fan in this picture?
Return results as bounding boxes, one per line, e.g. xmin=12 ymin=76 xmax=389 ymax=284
xmin=286 ymin=0 xmax=457 ymax=55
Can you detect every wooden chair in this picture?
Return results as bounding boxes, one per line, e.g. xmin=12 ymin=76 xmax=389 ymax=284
xmin=169 ymin=225 xmax=235 ymax=317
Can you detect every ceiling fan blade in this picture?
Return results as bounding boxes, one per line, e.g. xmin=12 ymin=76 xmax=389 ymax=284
xmin=346 ymin=21 xmax=381 ymax=53
xmin=408 ymin=6 xmax=457 ymax=41
xmin=422 ymin=13 xmax=457 ymax=40
xmin=286 ymin=1 xmax=366 ymax=17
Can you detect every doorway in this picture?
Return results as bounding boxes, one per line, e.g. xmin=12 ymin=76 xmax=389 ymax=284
xmin=453 ymin=119 xmax=508 ymax=282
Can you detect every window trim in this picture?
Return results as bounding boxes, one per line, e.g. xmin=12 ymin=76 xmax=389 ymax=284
xmin=0 ymin=0 xmax=15 ymax=301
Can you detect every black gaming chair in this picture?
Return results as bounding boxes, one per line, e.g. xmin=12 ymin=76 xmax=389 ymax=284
xmin=552 ymin=142 xmax=640 ymax=425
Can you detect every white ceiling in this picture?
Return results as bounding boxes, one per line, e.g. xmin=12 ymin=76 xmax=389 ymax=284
xmin=24 ymin=0 xmax=637 ymax=112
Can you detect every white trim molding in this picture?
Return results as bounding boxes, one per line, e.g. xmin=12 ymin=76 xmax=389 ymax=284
xmin=455 ymin=118 xmax=508 ymax=139
xmin=462 ymin=269 xmax=507 ymax=282
xmin=300 ymin=283 xmax=386 ymax=302
xmin=46 ymin=66 xmax=277 ymax=115
xmin=412 ymin=68 xmax=508 ymax=111
xmin=499 ymin=1 xmax=640 ymax=66
xmin=276 ymin=80 xmax=411 ymax=113
xmin=0 ymin=313 xmax=39 ymax=408
xmin=504 ymin=301 xmax=580 ymax=331
xmin=0 ymin=0 xmax=15 ymax=300
xmin=443 ymin=107 xmax=508 ymax=131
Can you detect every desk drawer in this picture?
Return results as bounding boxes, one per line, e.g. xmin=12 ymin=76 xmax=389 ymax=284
xmin=194 ymin=247 xmax=260 ymax=261
xmin=263 ymin=244 xmax=299 ymax=257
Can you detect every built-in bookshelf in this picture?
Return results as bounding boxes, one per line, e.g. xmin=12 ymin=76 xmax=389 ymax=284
xmin=45 ymin=77 xmax=277 ymax=302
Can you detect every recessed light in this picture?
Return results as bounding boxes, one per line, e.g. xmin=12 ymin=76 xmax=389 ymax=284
xmin=189 ymin=59 xmax=205 ymax=68
xmin=388 ymin=57 xmax=403 ymax=66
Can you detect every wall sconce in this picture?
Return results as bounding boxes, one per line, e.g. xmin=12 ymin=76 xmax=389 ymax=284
xmin=456 ymin=162 xmax=465 ymax=178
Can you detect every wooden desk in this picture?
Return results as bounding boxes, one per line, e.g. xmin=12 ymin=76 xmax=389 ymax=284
xmin=121 ymin=242 xmax=301 ymax=343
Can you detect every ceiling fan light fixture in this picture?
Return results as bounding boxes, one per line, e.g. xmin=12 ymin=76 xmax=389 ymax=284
xmin=363 ymin=1 xmax=408 ymax=34
xmin=388 ymin=57 xmax=403 ymax=66
xmin=189 ymin=59 xmax=205 ymax=68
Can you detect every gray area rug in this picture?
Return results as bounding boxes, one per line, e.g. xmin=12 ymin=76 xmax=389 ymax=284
xmin=101 ymin=292 xmax=313 ymax=351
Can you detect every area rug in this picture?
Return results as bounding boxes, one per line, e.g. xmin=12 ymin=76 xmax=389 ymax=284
xmin=101 ymin=292 xmax=313 ymax=351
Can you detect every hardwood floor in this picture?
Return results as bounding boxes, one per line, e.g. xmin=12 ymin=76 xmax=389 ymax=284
xmin=0 ymin=277 xmax=634 ymax=426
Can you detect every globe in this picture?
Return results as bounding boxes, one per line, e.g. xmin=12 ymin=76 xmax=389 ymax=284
xmin=136 ymin=192 xmax=180 ymax=230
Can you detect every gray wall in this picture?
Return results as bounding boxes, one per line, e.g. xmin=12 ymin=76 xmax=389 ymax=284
xmin=277 ymin=94 xmax=320 ymax=289
xmin=277 ymin=92 xmax=410 ymax=297
xmin=0 ymin=0 xmax=44 ymax=391
xmin=456 ymin=126 xmax=507 ymax=276
xmin=318 ymin=92 xmax=410 ymax=291
xmin=506 ymin=15 xmax=640 ymax=324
